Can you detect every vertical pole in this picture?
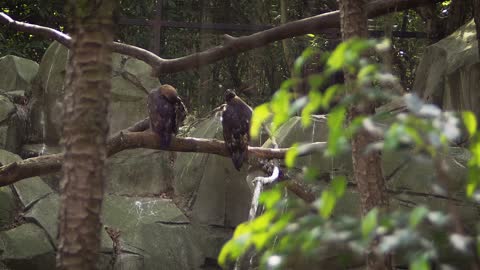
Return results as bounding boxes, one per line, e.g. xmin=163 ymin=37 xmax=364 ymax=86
xmin=151 ymin=0 xmax=163 ymax=55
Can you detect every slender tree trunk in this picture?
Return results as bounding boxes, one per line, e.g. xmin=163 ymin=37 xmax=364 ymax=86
xmin=473 ymin=0 xmax=480 ymax=57
xmin=337 ymin=0 xmax=391 ymax=269
xmin=57 ymin=1 xmax=115 ymax=269
xmin=280 ymin=0 xmax=294 ymax=72
xmin=446 ymin=0 xmax=472 ymax=35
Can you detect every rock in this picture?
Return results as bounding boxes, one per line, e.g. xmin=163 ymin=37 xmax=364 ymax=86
xmin=0 ymin=223 xmax=55 ymax=269
xmin=174 ymin=112 xmax=252 ymax=227
xmin=106 ymin=148 xmax=174 ymax=196
xmin=0 ymin=55 xmax=38 ymax=93
xmin=0 ymin=97 xmax=26 ymax=153
xmin=29 ymin=41 xmax=160 ymax=145
xmin=0 ymin=96 xmax=15 ymax=123
xmin=413 ymin=19 xmax=480 ymax=118
xmin=0 ymin=149 xmax=53 ymax=208
xmin=0 ymin=187 xmax=16 ymax=229
xmin=23 ymin=193 xmax=59 ymax=242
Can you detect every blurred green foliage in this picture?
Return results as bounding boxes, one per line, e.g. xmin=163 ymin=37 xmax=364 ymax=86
xmin=220 ymin=38 xmax=479 ymax=270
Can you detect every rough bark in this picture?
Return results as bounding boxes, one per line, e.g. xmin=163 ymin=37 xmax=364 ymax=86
xmin=57 ymin=1 xmax=115 ymax=269
xmin=337 ymin=0 xmax=391 ymax=269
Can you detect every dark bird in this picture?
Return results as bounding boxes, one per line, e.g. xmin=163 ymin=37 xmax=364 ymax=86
xmin=147 ymin=84 xmax=187 ymax=147
xmin=222 ymin=90 xmax=252 ymax=171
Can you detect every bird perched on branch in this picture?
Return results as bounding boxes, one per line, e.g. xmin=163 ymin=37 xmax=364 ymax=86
xmin=222 ymin=89 xmax=252 ymax=171
xmin=147 ymin=84 xmax=187 ymax=147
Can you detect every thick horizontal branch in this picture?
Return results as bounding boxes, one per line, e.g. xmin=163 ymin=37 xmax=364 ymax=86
xmin=0 ymin=0 xmax=441 ymax=75
xmin=0 ymin=130 xmax=326 ymax=187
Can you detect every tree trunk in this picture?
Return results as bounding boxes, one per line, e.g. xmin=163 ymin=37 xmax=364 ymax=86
xmin=337 ymin=0 xmax=391 ymax=269
xmin=280 ymin=0 xmax=295 ymax=72
xmin=446 ymin=0 xmax=472 ymax=35
xmin=473 ymin=0 xmax=480 ymax=57
xmin=57 ymin=1 xmax=115 ymax=269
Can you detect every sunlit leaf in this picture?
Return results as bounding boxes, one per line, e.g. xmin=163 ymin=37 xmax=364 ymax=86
xmin=357 ymin=64 xmax=377 ymax=83
xmin=294 ymin=47 xmax=316 ymax=76
xmin=260 ymin=188 xmax=282 ymax=210
xmin=463 ymin=111 xmax=477 ymax=137
xmin=285 ymin=143 xmax=299 ymax=168
xmin=250 ymin=103 xmax=271 ymax=139
xmin=331 ymin=176 xmax=347 ymax=198
xmin=321 ymin=84 xmax=341 ymax=109
xmin=326 ymin=106 xmax=347 ymax=156
xmin=409 ymin=206 xmax=428 ymax=228
xmin=301 ymin=91 xmax=323 ymax=127
xmin=327 ymin=41 xmax=348 ymax=71
xmin=316 ymin=190 xmax=336 ymax=219
xmin=271 ymin=89 xmax=292 ymax=132
xmin=362 ymin=208 xmax=378 ymax=239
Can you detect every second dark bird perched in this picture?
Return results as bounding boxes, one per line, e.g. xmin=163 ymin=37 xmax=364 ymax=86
xmin=147 ymin=84 xmax=187 ymax=147
xmin=222 ymin=90 xmax=252 ymax=171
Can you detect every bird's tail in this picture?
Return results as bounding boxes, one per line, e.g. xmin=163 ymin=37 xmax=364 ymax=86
xmin=159 ymin=133 xmax=173 ymax=148
xmin=231 ymin=151 xmax=246 ymax=171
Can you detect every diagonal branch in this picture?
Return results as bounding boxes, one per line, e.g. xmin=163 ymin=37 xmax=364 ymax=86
xmin=0 ymin=129 xmax=326 ymax=187
xmin=0 ymin=0 xmax=441 ymax=75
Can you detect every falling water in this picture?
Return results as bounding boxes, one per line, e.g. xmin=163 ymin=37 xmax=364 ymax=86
xmin=38 ymin=109 xmax=47 ymax=156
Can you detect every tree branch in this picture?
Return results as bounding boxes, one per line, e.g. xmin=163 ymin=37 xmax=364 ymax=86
xmin=0 ymin=130 xmax=326 ymax=187
xmin=0 ymin=0 xmax=441 ymax=75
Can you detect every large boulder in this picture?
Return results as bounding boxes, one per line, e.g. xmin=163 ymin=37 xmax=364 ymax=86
xmin=0 ymin=55 xmax=38 ymax=93
xmin=413 ymin=19 xmax=480 ymax=117
xmin=105 ymin=148 xmax=174 ymax=196
xmin=174 ymin=112 xmax=252 ymax=228
xmin=0 ymin=149 xmax=231 ymax=270
xmin=29 ymin=41 xmax=160 ymax=145
xmin=0 ymin=95 xmax=28 ymax=153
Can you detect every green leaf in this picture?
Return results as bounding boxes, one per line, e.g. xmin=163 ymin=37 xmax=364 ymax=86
xmin=316 ymin=190 xmax=336 ymax=219
xmin=361 ymin=208 xmax=378 ymax=239
xmin=270 ymin=89 xmax=293 ymax=132
xmin=326 ymin=106 xmax=347 ymax=156
xmin=463 ymin=111 xmax=477 ymax=137
xmin=409 ymin=206 xmax=428 ymax=228
xmin=301 ymin=91 xmax=323 ymax=127
xmin=260 ymin=188 xmax=282 ymax=209
xmin=321 ymin=84 xmax=341 ymax=109
xmin=285 ymin=143 xmax=299 ymax=168
xmin=357 ymin=64 xmax=378 ymax=82
xmin=327 ymin=42 xmax=348 ymax=71
xmin=410 ymin=254 xmax=430 ymax=270
xmin=250 ymin=103 xmax=271 ymax=139
xmin=294 ymin=47 xmax=316 ymax=76
xmin=331 ymin=176 xmax=347 ymax=198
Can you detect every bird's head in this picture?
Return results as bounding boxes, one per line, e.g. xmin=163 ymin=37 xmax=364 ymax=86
xmin=158 ymin=84 xmax=181 ymax=103
xmin=225 ymin=89 xmax=237 ymax=102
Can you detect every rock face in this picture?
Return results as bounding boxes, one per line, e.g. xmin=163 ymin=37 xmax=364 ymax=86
xmin=174 ymin=112 xmax=252 ymax=228
xmin=0 ymin=96 xmax=27 ymax=153
xmin=413 ymin=19 xmax=480 ymax=117
xmin=29 ymin=41 xmax=160 ymax=145
xmin=0 ymin=55 xmax=38 ymax=93
xmin=0 ymin=55 xmax=35 ymax=153
xmin=0 ymin=148 xmax=231 ymax=270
